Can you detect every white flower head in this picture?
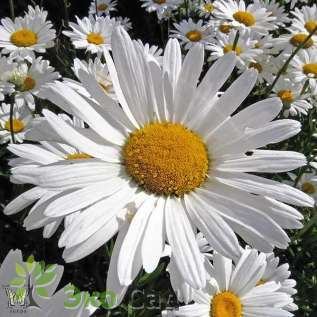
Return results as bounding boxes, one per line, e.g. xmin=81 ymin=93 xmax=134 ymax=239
xmin=6 ymin=27 xmax=313 ymax=296
xmin=214 ymin=0 xmax=277 ymax=35
xmin=89 ymin=0 xmax=118 ymax=16
xmin=63 ymin=15 xmax=117 ymax=54
xmin=198 ymin=0 xmax=216 ymax=18
xmin=140 ymin=0 xmax=182 ymax=20
xmin=291 ymin=4 xmax=317 ymax=35
xmin=135 ymin=39 xmax=163 ymax=64
xmin=171 ymin=18 xmax=214 ymax=49
xmin=116 ymin=16 xmax=132 ymax=31
xmin=0 ymin=56 xmax=17 ymax=100
xmin=0 ymin=7 xmax=56 ymax=61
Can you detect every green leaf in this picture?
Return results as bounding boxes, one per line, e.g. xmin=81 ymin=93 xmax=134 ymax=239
xmin=16 ymin=288 xmax=27 ymax=301
xmin=26 ymin=256 xmax=35 ymax=273
xmin=9 ymin=277 xmax=25 ymax=287
xmin=33 ymin=263 xmax=42 ymax=279
xmin=15 ymin=263 xmax=26 ymax=278
xmin=36 ymin=287 xmax=49 ymax=298
xmin=36 ymin=272 xmax=56 ymax=286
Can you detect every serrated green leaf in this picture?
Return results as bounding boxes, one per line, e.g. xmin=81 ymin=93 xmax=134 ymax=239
xmin=36 ymin=287 xmax=49 ymax=298
xmin=36 ymin=272 xmax=56 ymax=286
xmin=9 ymin=277 xmax=25 ymax=287
xmin=15 ymin=263 xmax=26 ymax=278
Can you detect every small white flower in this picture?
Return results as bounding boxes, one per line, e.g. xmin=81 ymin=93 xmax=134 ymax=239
xmin=0 ymin=101 xmax=33 ymax=144
xmin=140 ymin=0 xmax=182 ymax=20
xmin=198 ymin=0 xmax=215 ymax=18
xmin=171 ymin=18 xmax=214 ymax=49
xmin=135 ymin=39 xmax=163 ymax=64
xmin=116 ymin=16 xmax=132 ymax=31
xmin=88 ymin=0 xmax=117 ymax=16
xmin=290 ymin=172 xmax=317 ymax=203
xmin=0 ymin=6 xmax=56 ymax=61
xmin=63 ymin=15 xmax=117 ymax=54
xmin=291 ymin=4 xmax=317 ymax=35
xmin=214 ymin=0 xmax=277 ymax=35
xmin=0 ymin=56 xmax=16 ymax=100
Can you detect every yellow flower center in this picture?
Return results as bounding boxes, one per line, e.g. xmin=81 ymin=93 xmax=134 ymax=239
xmin=97 ymin=3 xmax=108 ymax=11
xmin=22 ymin=76 xmax=36 ymax=91
xmin=10 ymin=29 xmax=38 ymax=47
xmin=254 ymin=41 xmax=261 ymax=48
xmin=4 ymin=119 xmax=25 ymax=133
xmin=277 ymin=90 xmax=294 ymax=103
xmin=99 ymin=82 xmax=113 ymax=94
xmin=305 ymin=21 xmax=317 ymax=34
xmin=233 ymin=11 xmax=256 ymax=27
xmin=153 ymin=0 xmax=166 ymax=3
xmin=65 ymin=153 xmax=92 ymax=160
xmin=303 ymin=63 xmax=317 ymax=77
xmin=123 ymin=122 xmax=209 ymax=197
xmin=211 ymin=292 xmax=242 ymax=317
xmin=223 ymin=44 xmax=242 ymax=56
xmin=290 ymin=33 xmax=314 ymax=48
xmin=256 ymin=279 xmax=266 ymax=286
xmin=301 ymin=181 xmax=316 ymax=194
xmin=87 ymin=33 xmax=104 ymax=45
xmin=219 ymin=24 xmax=232 ymax=34
xmin=249 ymin=62 xmax=263 ymax=73
xmin=186 ymin=30 xmax=203 ymax=42
xmin=203 ymin=3 xmax=214 ymax=13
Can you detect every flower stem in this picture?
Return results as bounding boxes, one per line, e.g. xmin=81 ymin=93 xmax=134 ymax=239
xmin=300 ymin=79 xmax=309 ymax=95
xmin=266 ymin=25 xmax=317 ymax=96
xmin=9 ymin=0 xmax=15 ymax=20
xmin=9 ymin=102 xmax=15 ymax=144
xmin=232 ymin=30 xmax=240 ymax=51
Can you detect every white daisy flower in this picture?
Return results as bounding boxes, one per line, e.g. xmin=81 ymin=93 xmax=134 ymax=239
xmin=140 ymin=0 xmax=182 ymax=20
xmin=116 ymin=16 xmax=132 ymax=31
xmin=4 ymin=57 xmax=60 ymax=108
xmin=6 ymin=27 xmax=313 ymax=292
xmin=88 ymin=0 xmax=117 ymax=16
xmin=64 ymin=57 xmax=116 ymax=101
xmin=291 ymin=4 xmax=317 ymax=35
xmin=272 ymin=77 xmax=313 ymax=117
xmin=198 ymin=0 xmax=215 ymax=18
xmin=0 ymin=56 xmax=16 ymax=100
xmin=289 ymin=172 xmax=317 ymax=203
xmin=254 ymin=0 xmax=290 ymax=27
xmin=0 ymin=101 xmax=33 ymax=144
xmin=0 ymin=7 xmax=56 ymax=61
xmin=63 ymin=15 xmax=117 ymax=54
xmin=24 ymin=5 xmax=50 ymax=23
xmin=289 ymin=48 xmax=317 ymax=94
xmin=214 ymin=0 xmax=277 ymax=35
xmin=163 ymin=249 xmax=294 ymax=317
xmin=208 ymin=30 xmax=262 ymax=68
xmin=171 ymin=18 xmax=214 ymax=49
xmin=260 ymin=252 xmax=298 ymax=311
xmin=135 ymin=39 xmax=163 ymax=64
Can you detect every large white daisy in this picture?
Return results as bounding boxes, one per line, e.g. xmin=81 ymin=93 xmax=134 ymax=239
xmin=0 ymin=6 xmax=56 ymax=61
xmin=63 ymin=15 xmax=117 ymax=54
xmin=88 ymin=0 xmax=118 ymax=16
xmin=214 ymin=0 xmax=277 ymax=35
xmin=163 ymin=249 xmax=294 ymax=317
xmin=6 ymin=27 xmax=313 ymax=293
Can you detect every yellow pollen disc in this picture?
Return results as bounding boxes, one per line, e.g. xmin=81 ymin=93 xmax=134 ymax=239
xmin=65 ymin=153 xmax=92 ymax=160
xmin=254 ymin=41 xmax=261 ymax=48
xmin=256 ymin=279 xmax=266 ymax=286
xmin=301 ymin=182 xmax=316 ymax=194
xmin=211 ymin=292 xmax=242 ymax=317
xmin=22 ymin=76 xmax=36 ymax=91
xmin=97 ymin=3 xmax=108 ymax=11
xmin=277 ymin=90 xmax=294 ymax=103
xmin=303 ymin=63 xmax=317 ymax=77
xmin=87 ymin=32 xmax=104 ymax=45
xmin=219 ymin=24 xmax=231 ymax=34
xmin=203 ymin=3 xmax=214 ymax=13
xmin=305 ymin=21 xmax=317 ymax=34
xmin=233 ymin=11 xmax=256 ymax=27
xmin=10 ymin=29 xmax=38 ymax=47
xmin=123 ymin=122 xmax=209 ymax=197
xmin=290 ymin=33 xmax=314 ymax=48
xmin=223 ymin=44 xmax=241 ymax=56
xmin=99 ymin=82 xmax=112 ymax=94
xmin=4 ymin=119 xmax=25 ymax=133
xmin=186 ymin=30 xmax=203 ymax=42
xmin=153 ymin=0 xmax=166 ymax=3
xmin=249 ymin=62 xmax=263 ymax=73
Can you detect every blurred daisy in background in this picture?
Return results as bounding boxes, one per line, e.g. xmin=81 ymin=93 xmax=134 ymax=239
xmin=272 ymin=77 xmax=313 ymax=117
xmin=135 ymin=39 xmax=163 ymax=64
xmin=291 ymin=4 xmax=317 ymax=35
xmin=171 ymin=18 xmax=214 ymax=49
xmin=63 ymin=15 xmax=117 ymax=54
xmin=0 ymin=6 xmax=56 ymax=61
xmin=288 ymin=172 xmax=317 ymax=203
xmin=0 ymin=101 xmax=33 ymax=144
xmin=208 ymin=30 xmax=262 ymax=68
xmin=0 ymin=56 xmax=16 ymax=100
xmin=88 ymin=0 xmax=118 ymax=16
xmin=289 ymin=49 xmax=317 ymax=94
xmin=116 ymin=16 xmax=132 ymax=31
xmin=140 ymin=0 xmax=182 ymax=20
xmin=214 ymin=0 xmax=277 ymax=35
xmin=163 ymin=249 xmax=294 ymax=317
xmin=64 ymin=57 xmax=116 ymax=101
xmin=198 ymin=0 xmax=215 ymax=18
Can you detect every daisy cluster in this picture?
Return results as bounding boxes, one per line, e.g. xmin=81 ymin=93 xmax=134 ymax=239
xmin=0 ymin=0 xmax=317 ymax=316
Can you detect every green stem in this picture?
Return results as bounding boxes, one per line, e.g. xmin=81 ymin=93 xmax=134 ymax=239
xmin=9 ymin=102 xmax=15 ymax=144
xmin=266 ymin=25 xmax=317 ymax=96
xmin=9 ymin=0 xmax=15 ymax=20
xmin=300 ymin=79 xmax=309 ymax=95
xmin=184 ymin=0 xmax=189 ymax=18
xmin=232 ymin=30 xmax=240 ymax=51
